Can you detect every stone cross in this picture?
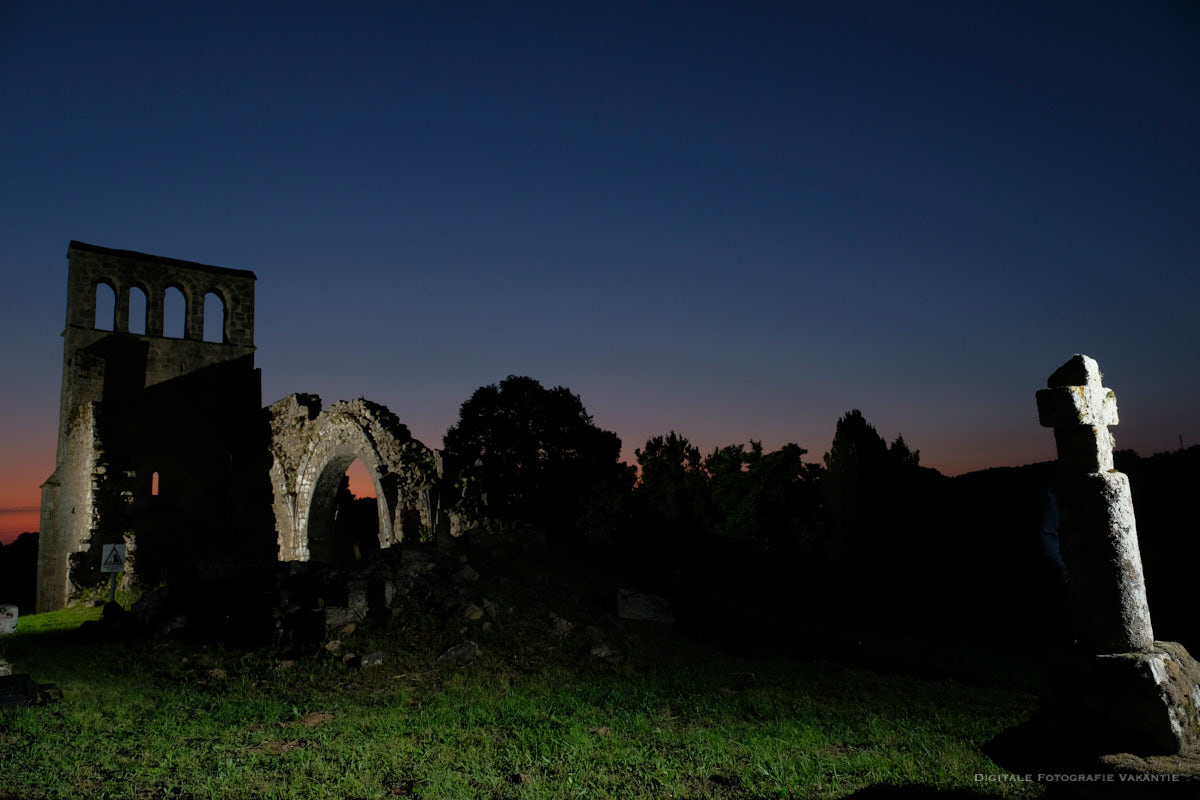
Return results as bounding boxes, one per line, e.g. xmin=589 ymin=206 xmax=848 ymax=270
xmin=1036 ymin=355 xmax=1119 ymax=473
xmin=1036 ymin=355 xmax=1153 ymax=653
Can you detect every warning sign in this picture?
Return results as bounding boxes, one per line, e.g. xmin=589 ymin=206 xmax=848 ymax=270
xmin=101 ymin=544 xmax=126 ymax=573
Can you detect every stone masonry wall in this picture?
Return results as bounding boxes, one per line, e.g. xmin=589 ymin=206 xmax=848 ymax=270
xmin=267 ymin=395 xmax=442 ymax=562
xmin=36 ymin=402 xmax=103 ymax=610
xmin=39 ymin=240 xmax=452 ymax=610
xmin=37 ymin=242 xmax=264 ymax=611
xmin=65 ymin=241 xmax=254 ymax=345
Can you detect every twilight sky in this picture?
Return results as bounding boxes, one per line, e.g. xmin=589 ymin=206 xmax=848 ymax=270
xmin=1 ymin=2 xmax=1197 ymax=543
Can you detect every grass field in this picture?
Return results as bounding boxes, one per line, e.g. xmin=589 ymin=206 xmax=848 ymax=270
xmin=0 ymin=606 xmax=1042 ymax=800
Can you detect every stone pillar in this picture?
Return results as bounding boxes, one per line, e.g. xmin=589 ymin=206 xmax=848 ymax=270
xmin=1036 ymin=354 xmax=1153 ymax=654
xmin=35 ymin=478 xmax=61 ymax=613
xmin=114 ymin=284 xmax=129 ymax=333
xmin=184 ymin=288 xmax=203 ymax=341
xmin=146 ymin=289 xmax=164 ymax=337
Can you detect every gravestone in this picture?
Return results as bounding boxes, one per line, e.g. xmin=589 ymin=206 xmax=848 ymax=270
xmin=1036 ymin=355 xmax=1200 ymax=756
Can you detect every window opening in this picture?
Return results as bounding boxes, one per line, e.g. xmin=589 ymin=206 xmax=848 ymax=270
xmin=203 ymin=292 xmax=225 ymax=343
xmin=329 ymin=458 xmax=379 ymax=561
xmin=128 ymin=286 xmax=147 ymax=334
xmin=94 ymin=283 xmax=116 ymax=330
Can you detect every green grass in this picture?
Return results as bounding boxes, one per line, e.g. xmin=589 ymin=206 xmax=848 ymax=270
xmin=0 ymin=608 xmax=1042 ymax=800
xmin=4 ymin=605 xmax=102 ymax=636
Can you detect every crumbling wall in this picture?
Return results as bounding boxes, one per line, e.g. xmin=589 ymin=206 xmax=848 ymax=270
xmin=267 ymin=393 xmax=323 ymax=560
xmin=37 ymin=242 xmax=268 ymax=611
xmin=38 ymin=240 xmax=463 ymax=611
xmin=63 ymin=242 xmax=254 ymax=345
xmin=267 ymin=395 xmax=442 ymax=562
xmin=36 ymin=402 xmax=103 ymax=609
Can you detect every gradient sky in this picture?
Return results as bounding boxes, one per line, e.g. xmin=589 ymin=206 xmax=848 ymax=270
xmin=2 ymin=2 xmax=1197 ymax=544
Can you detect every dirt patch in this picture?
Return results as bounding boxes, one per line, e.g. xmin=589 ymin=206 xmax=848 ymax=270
xmin=297 ymin=711 xmax=334 ymax=727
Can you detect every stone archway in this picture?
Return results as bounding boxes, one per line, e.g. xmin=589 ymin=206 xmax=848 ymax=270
xmin=267 ymin=394 xmax=440 ymax=562
xmin=295 ymin=434 xmax=392 ymax=562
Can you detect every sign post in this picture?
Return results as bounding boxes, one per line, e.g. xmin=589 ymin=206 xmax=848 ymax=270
xmin=100 ymin=544 xmax=126 ymax=604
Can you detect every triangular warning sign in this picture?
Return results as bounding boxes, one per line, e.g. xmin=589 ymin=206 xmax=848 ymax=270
xmin=104 ymin=548 xmax=123 ymax=567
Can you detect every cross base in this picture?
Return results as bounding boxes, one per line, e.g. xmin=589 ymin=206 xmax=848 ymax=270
xmin=1041 ymin=641 xmax=1200 ymax=757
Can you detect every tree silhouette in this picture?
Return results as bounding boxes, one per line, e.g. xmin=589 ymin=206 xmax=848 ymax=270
xmin=634 ymin=431 xmax=713 ymax=544
xmin=707 ymin=441 xmax=823 ymax=551
xmin=822 ymin=410 xmax=888 ymax=559
xmin=0 ymin=531 xmax=39 ymax=613
xmin=443 ymin=376 xmax=623 ymax=534
xmin=818 ymin=409 xmax=949 ymax=632
xmin=821 ymin=410 xmax=930 ymax=571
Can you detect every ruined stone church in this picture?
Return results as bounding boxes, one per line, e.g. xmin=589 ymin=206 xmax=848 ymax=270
xmin=37 ymin=242 xmax=441 ymax=611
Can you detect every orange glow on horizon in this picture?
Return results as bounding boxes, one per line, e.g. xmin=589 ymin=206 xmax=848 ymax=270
xmin=0 ymin=508 xmax=39 ymax=546
xmin=345 ymin=458 xmax=377 ymax=498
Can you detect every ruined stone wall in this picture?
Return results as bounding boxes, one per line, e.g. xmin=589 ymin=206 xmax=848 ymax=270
xmin=267 ymin=393 xmax=323 ymax=560
xmin=267 ymin=395 xmax=442 ymax=562
xmin=55 ymin=242 xmax=256 ymax=447
xmin=37 ymin=240 xmax=457 ymax=610
xmin=37 ymin=242 xmax=270 ymax=611
xmin=64 ymin=241 xmax=254 ymax=345
xmin=36 ymin=402 xmax=103 ymax=610
xmin=100 ymin=356 xmax=275 ymax=586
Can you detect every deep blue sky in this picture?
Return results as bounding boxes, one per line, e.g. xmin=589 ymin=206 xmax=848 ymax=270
xmin=2 ymin=2 xmax=1197 ymax=537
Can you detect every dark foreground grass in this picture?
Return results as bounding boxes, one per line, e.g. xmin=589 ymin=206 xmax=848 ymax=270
xmin=1 ymin=609 xmax=1043 ymax=799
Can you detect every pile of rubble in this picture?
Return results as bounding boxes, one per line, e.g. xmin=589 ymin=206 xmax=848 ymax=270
xmin=83 ymin=533 xmax=674 ymax=674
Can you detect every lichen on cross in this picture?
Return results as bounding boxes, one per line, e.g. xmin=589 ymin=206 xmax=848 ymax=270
xmin=1035 ymin=354 xmax=1120 ymax=473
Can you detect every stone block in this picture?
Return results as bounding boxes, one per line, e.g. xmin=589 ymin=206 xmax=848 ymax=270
xmin=321 ymin=606 xmax=362 ymax=633
xmin=0 ymin=605 xmax=17 ymax=635
xmin=369 ymin=577 xmax=398 ymax=608
xmin=437 ymin=640 xmax=480 ymax=666
xmin=616 ymin=589 xmax=674 ymax=624
xmin=1044 ymin=642 xmax=1200 ymax=756
xmin=451 ymin=564 xmax=479 ymax=584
